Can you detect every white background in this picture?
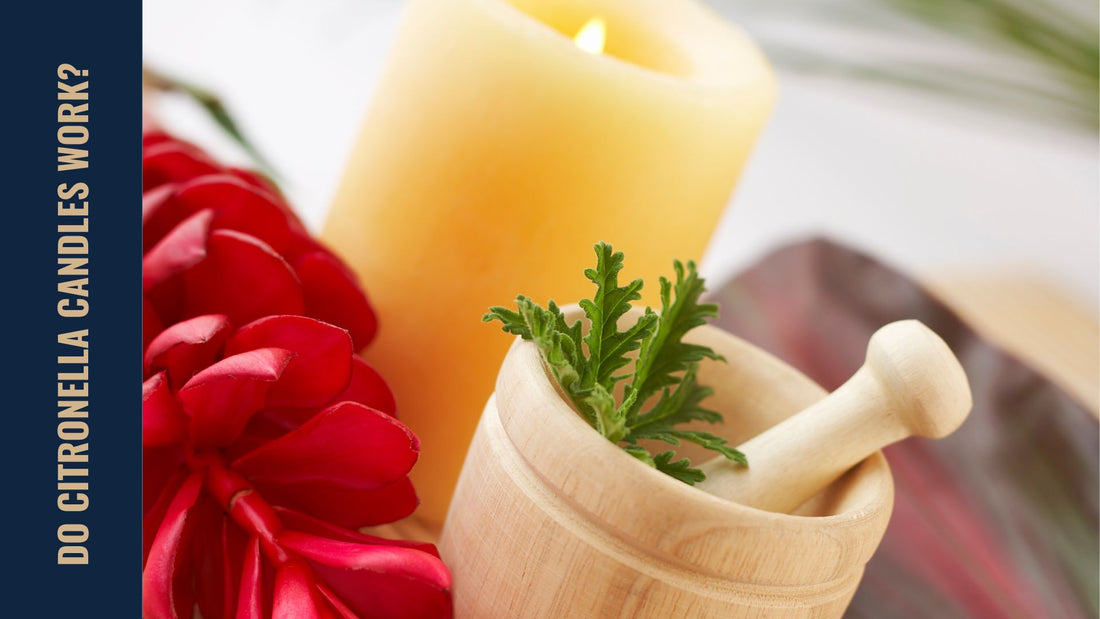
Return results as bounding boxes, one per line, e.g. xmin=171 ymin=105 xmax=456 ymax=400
xmin=142 ymin=0 xmax=1099 ymax=310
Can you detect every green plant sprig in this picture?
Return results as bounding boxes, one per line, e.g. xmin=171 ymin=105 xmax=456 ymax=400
xmin=484 ymin=242 xmax=746 ymax=484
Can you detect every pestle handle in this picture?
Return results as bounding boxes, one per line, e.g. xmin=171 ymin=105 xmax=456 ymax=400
xmin=696 ymin=320 xmax=972 ymax=514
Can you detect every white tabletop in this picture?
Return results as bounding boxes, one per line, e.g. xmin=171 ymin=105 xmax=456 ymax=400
xmin=143 ymin=0 xmax=1099 ymax=310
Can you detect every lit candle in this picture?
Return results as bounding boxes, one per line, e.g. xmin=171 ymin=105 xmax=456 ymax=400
xmin=323 ymin=0 xmax=774 ymax=525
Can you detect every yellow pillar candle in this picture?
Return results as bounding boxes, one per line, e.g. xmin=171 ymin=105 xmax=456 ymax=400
xmin=323 ymin=0 xmax=774 ymax=525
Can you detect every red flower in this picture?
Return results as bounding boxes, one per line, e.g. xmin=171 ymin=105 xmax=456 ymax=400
xmin=142 ymin=133 xmax=451 ymax=618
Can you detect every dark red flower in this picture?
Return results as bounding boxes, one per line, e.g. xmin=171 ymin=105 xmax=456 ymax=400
xmin=142 ymin=132 xmax=451 ymax=618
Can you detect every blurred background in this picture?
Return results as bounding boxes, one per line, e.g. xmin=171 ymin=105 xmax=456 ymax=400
xmin=143 ymin=0 xmax=1098 ymax=411
xmin=142 ymin=0 xmax=1098 ymax=298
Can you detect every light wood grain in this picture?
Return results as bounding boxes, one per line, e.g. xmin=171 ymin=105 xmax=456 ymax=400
xmin=439 ymin=309 xmax=896 ymax=617
xmin=697 ymin=320 xmax=972 ymax=514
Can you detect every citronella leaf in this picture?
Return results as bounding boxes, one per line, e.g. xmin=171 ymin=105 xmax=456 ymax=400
xmin=666 ymin=431 xmax=747 ymax=466
xmin=484 ymin=242 xmax=746 ymax=486
xmin=579 ymin=243 xmax=657 ymax=392
xmin=627 ymin=367 xmax=720 ymax=432
xmin=621 ymin=261 xmax=723 ymax=423
xmin=584 ymin=383 xmax=624 ymax=442
xmin=484 ymin=296 xmax=590 ymax=421
xmin=483 ymin=304 xmax=531 ymax=339
xmin=653 ymin=451 xmax=706 ymax=485
xmin=622 ymin=444 xmax=656 ymax=467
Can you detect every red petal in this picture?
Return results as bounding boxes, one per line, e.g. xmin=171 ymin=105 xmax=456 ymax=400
xmin=228 ymin=168 xmax=285 ymax=198
xmin=237 ymin=353 xmax=399 ymax=444
xmin=274 ymin=506 xmax=439 ymax=558
xmin=327 ymin=356 xmax=396 ymax=416
xmin=144 ymin=175 xmax=298 ymax=256
xmin=226 ymin=315 xmax=353 ymax=407
xmin=143 ymin=473 xmax=203 ymax=619
xmin=233 ymin=406 xmax=317 ymax=452
xmin=254 ymin=475 xmax=419 ymax=530
xmin=144 ymin=444 xmax=185 ymax=514
xmin=204 ymin=460 xmax=287 ymax=564
xmin=225 ymin=408 xmax=303 ymax=461
xmin=144 ymin=296 xmax=165 ymax=350
xmin=193 ymin=498 xmax=246 ymax=619
xmin=143 ymin=140 xmax=222 ymax=191
xmin=142 ymin=131 xmax=175 ymax=149
xmin=145 ymin=314 xmax=232 ymax=386
xmin=316 ymin=584 xmax=360 ymax=619
xmin=178 ymin=348 xmax=293 ymax=448
xmin=229 ymin=387 xmax=390 ymax=459
xmin=279 ymin=532 xmax=450 ymax=592
xmin=143 ymin=209 xmax=214 ymax=291
xmin=279 ymin=532 xmax=452 ymax=619
xmin=293 ymin=250 xmax=377 ymax=350
xmin=183 ymin=230 xmax=305 ymax=326
xmin=143 ymin=183 xmax=177 ymax=227
xmin=233 ymin=401 xmax=418 ymax=490
xmin=143 ymin=467 xmax=188 ymax=563
xmin=224 ymin=167 xmax=310 ymax=239
xmin=235 ymin=537 xmax=266 ymax=619
xmin=273 ymin=562 xmax=328 ymax=619
xmin=143 ymin=372 xmax=189 ymax=447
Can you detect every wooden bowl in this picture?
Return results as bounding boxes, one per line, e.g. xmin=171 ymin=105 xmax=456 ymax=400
xmin=439 ymin=314 xmax=893 ymax=617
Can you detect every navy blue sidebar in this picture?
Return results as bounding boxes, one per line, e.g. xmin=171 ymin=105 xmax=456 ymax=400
xmin=6 ymin=3 xmax=141 ymax=614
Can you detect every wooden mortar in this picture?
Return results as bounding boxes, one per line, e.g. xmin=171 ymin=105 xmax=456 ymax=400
xmin=440 ymin=313 xmax=964 ymax=617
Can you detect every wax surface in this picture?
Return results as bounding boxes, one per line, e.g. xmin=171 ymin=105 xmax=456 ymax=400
xmin=323 ymin=0 xmax=774 ymax=524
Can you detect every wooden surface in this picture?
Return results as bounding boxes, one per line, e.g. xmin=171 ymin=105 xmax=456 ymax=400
xmin=922 ymin=274 xmax=1099 ymax=415
xmin=697 ymin=320 xmax=971 ymax=514
xmin=438 ymin=310 xmax=894 ymax=618
xmin=370 ymin=273 xmax=1095 ymax=618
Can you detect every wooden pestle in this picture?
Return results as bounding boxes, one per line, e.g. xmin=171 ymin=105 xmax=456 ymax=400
xmin=696 ymin=320 xmax=972 ymax=514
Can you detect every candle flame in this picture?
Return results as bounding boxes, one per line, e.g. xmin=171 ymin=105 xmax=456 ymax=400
xmin=574 ymin=17 xmax=606 ymax=55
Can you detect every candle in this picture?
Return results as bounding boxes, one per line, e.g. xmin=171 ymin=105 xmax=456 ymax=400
xmin=323 ymin=0 xmax=774 ymax=525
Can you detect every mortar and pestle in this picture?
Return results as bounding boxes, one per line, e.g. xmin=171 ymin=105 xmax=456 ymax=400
xmin=439 ymin=310 xmax=971 ymax=617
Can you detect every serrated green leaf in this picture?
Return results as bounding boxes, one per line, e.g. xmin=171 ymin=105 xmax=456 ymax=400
xmin=653 ymin=451 xmax=706 ymax=485
xmin=484 ymin=242 xmax=746 ymax=486
xmin=584 ymin=383 xmax=624 ymax=442
xmin=622 ymin=444 xmax=656 ymax=468
xmin=620 ymin=260 xmax=724 ymax=422
xmin=580 ymin=243 xmax=656 ymax=392
xmin=626 ymin=367 xmax=719 ymax=433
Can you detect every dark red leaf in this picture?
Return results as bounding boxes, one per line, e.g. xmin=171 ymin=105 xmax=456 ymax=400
xmin=178 ymin=348 xmax=293 ymax=448
xmin=315 ymin=584 xmax=361 ymax=619
xmin=233 ymin=402 xmax=418 ymax=490
xmin=143 ymin=139 xmax=222 ymax=192
xmin=192 ymin=497 xmax=246 ymax=619
xmin=293 ymin=250 xmax=377 ymax=350
xmin=253 ymin=476 xmax=419 ymax=530
xmin=226 ymin=315 xmax=353 ymax=407
xmin=144 ymin=175 xmax=299 ymax=256
xmin=144 ymin=444 xmax=185 ymax=515
xmin=142 ymin=131 xmax=175 ymax=149
xmin=236 ymin=537 xmax=265 ymax=619
xmin=279 ymin=531 xmax=452 ymax=619
xmin=143 ymin=467 xmax=188 ymax=563
xmin=143 ymin=183 xmax=177 ymax=227
xmin=273 ymin=506 xmax=440 ymax=558
xmin=327 ymin=356 xmax=397 ymax=417
xmin=182 ymin=230 xmax=305 ymax=326
xmin=143 ymin=372 xmax=189 ymax=447
xmin=143 ymin=473 xmax=203 ymax=619
xmin=143 ymin=209 xmax=214 ymax=291
xmin=272 ymin=562 xmax=327 ymax=619
xmin=145 ymin=314 xmax=232 ymax=386
xmin=144 ymin=296 xmax=165 ymax=350
xmin=228 ymin=168 xmax=285 ymax=200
